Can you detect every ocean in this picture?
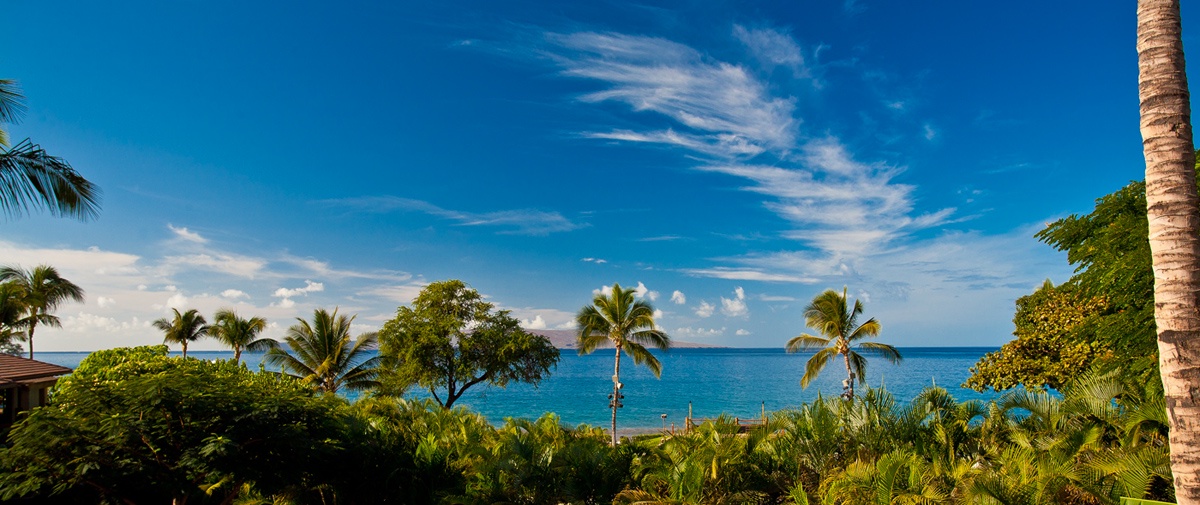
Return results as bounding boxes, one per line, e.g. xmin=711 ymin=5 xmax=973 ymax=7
xmin=34 ymin=347 xmax=1000 ymax=431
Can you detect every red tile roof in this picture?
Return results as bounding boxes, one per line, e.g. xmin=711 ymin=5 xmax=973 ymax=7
xmin=0 ymin=354 xmax=72 ymax=387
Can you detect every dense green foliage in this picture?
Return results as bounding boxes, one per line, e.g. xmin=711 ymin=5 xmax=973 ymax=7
xmin=0 ymin=346 xmax=348 ymax=504
xmin=966 ymin=281 xmax=1111 ymax=391
xmin=0 ymin=346 xmax=1175 ymax=504
xmin=968 ymin=175 xmax=1168 ymax=391
xmin=786 ymin=287 xmax=900 ymax=399
xmin=0 ymin=282 xmax=25 ymax=355
xmin=379 ymin=280 xmax=559 ymax=408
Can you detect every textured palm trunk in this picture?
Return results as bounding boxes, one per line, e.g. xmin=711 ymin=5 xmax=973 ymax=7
xmin=181 ymin=340 xmax=188 ymax=359
xmin=612 ymin=344 xmax=622 ymax=446
xmin=842 ymin=352 xmax=854 ymax=399
xmin=1138 ymin=1 xmax=1200 ymax=502
xmin=26 ymin=321 xmax=35 ymax=360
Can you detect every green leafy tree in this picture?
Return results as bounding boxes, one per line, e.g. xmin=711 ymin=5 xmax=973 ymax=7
xmin=0 ymin=264 xmax=85 ymax=359
xmin=0 ymin=345 xmax=349 ymax=504
xmin=0 ymin=281 xmax=26 ymax=355
xmin=210 ymin=309 xmax=276 ymax=363
xmin=576 ymin=282 xmax=672 ymax=446
xmin=152 ymin=307 xmax=210 ymax=358
xmin=966 ymin=281 xmax=1112 ymax=391
xmin=786 ymin=287 xmax=900 ymax=399
xmin=265 ymin=307 xmax=381 ymax=394
xmin=0 ymin=79 xmax=100 ymax=221
xmin=378 ymin=280 xmax=559 ymax=409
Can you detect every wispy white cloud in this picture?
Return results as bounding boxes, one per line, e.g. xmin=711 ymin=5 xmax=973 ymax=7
xmin=732 ymin=25 xmax=812 ymax=81
xmin=548 ymin=31 xmax=798 ymax=157
xmin=582 ymin=257 xmax=608 ymax=264
xmin=736 ymin=329 xmax=751 ymax=336
xmin=682 ymin=267 xmax=815 ymax=283
xmin=318 ymin=196 xmax=584 ymax=235
xmin=221 ymin=289 xmax=248 ymax=299
xmin=168 ymin=224 xmax=208 ymax=244
xmin=671 ymin=290 xmax=687 ymax=304
xmin=695 ymin=300 xmax=715 ymax=318
xmin=543 ymin=29 xmax=955 ymax=273
xmin=674 ymin=326 xmax=725 ymax=339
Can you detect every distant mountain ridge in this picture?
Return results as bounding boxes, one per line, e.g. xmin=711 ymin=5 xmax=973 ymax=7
xmin=526 ymin=329 xmax=725 ymax=349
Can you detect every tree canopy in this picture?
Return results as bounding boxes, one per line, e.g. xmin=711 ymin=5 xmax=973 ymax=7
xmin=966 ymin=173 xmax=1175 ymax=391
xmin=378 ymin=279 xmax=559 ymax=409
xmin=0 ymin=346 xmax=350 ymax=504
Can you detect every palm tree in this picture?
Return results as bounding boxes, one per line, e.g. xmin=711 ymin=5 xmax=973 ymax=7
xmin=785 ymin=287 xmax=900 ymax=399
xmin=210 ymin=309 xmax=276 ymax=363
xmin=152 ymin=308 xmax=210 ymax=358
xmin=0 ymin=264 xmax=85 ymax=359
xmin=0 ymin=79 xmax=100 ymax=221
xmin=576 ymin=282 xmax=672 ymax=445
xmin=264 ymin=308 xmax=381 ymax=394
xmin=1137 ymin=1 xmax=1200 ymax=501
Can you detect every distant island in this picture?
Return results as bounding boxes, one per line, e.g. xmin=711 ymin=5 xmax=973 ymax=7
xmin=526 ymin=329 xmax=726 ymax=349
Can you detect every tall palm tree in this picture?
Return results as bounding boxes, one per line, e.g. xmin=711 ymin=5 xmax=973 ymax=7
xmin=576 ymin=283 xmax=672 ymax=445
xmin=210 ymin=309 xmax=276 ymax=363
xmin=0 ymin=264 xmax=85 ymax=359
xmin=152 ymin=308 xmax=210 ymax=358
xmin=0 ymin=79 xmax=100 ymax=221
xmin=264 ymin=308 xmax=381 ymax=394
xmin=786 ymin=287 xmax=900 ymax=399
xmin=1137 ymin=1 xmax=1200 ymax=502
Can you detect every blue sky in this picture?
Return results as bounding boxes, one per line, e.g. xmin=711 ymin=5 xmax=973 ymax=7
xmin=2 ymin=1 xmax=1192 ymax=350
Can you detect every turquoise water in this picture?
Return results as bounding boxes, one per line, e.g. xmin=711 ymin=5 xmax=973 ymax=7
xmin=34 ymin=347 xmax=998 ymax=431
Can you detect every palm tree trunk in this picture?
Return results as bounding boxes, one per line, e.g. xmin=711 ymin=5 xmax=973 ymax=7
xmin=182 ymin=340 xmax=188 ymax=359
xmin=26 ymin=321 xmax=35 ymax=360
xmin=234 ymin=347 xmax=242 ymax=364
xmin=842 ymin=352 xmax=854 ymax=399
xmin=1138 ymin=1 xmax=1200 ymax=502
xmin=612 ymin=344 xmax=622 ymax=446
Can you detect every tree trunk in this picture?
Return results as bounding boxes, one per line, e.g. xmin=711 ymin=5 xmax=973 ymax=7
xmin=181 ymin=340 xmax=188 ymax=359
xmin=612 ymin=344 xmax=622 ymax=446
xmin=26 ymin=320 xmax=35 ymax=360
xmin=1138 ymin=1 xmax=1200 ymax=502
xmin=842 ymin=351 xmax=854 ymax=399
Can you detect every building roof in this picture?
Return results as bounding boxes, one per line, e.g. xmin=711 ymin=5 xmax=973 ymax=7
xmin=0 ymin=354 xmax=72 ymax=387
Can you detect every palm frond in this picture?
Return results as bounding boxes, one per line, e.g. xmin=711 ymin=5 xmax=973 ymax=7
xmin=857 ymin=341 xmax=902 ymax=364
xmin=0 ymin=140 xmax=101 ymax=221
xmin=624 ymin=341 xmax=663 ymax=377
xmin=786 ymin=333 xmax=830 ymax=352
xmin=801 ymin=347 xmax=838 ymax=388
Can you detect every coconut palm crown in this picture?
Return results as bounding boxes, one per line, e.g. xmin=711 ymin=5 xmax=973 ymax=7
xmin=0 ymin=264 xmax=85 ymax=359
xmin=786 ymin=287 xmax=901 ymax=399
xmin=153 ymin=308 xmax=210 ymax=359
xmin=265 ymin=307 xmax=381 ymax=394
xmin=211 ymin=309 xmax=276 ymax=363
xmin=576 ymin=282 xmax=671 ymax=445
